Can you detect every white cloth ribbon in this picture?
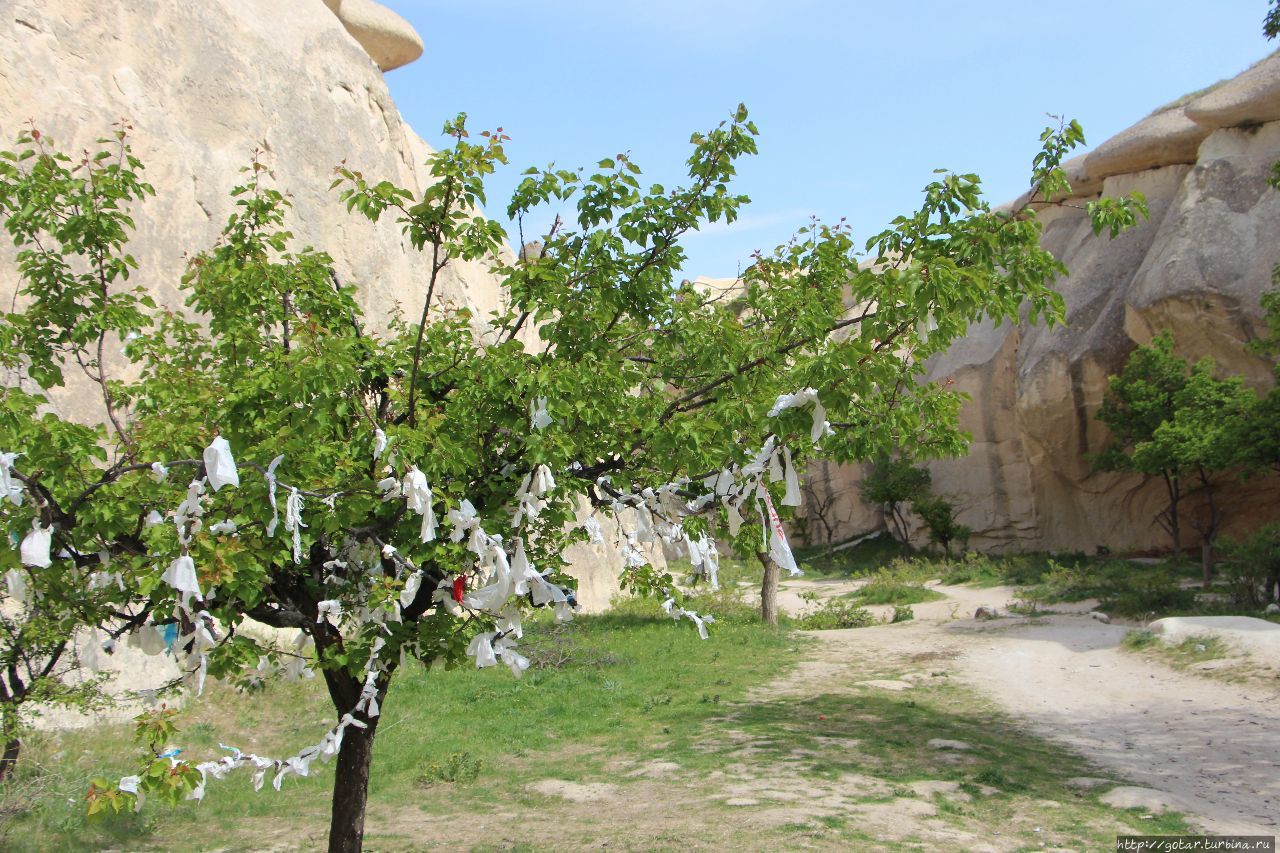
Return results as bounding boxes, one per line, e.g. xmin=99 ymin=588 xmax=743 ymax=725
xmin=284 ymin=488 xmax=305 ymax=563
xmin=264 ymin=454 xmax=285 ymax=537
xmin=782 ymin=446 xmax=802 ymax=507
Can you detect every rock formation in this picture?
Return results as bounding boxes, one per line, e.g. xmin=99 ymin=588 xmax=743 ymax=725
xmin=1 ymin=0 xmax=504 ymax=347
xmin=0 ymin=0 xmax=651 ymax=603
xmin=813 ymin=54 xmax=1280 ymax=554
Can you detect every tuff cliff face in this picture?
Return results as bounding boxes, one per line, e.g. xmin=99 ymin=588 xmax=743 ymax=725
xmin=814 ymin=54 xmax=1280 ymax=554
xmin=0 ymin=0 xmax=505 ymax=366
xmin=0 ymin=0 xmax=651 ymax=606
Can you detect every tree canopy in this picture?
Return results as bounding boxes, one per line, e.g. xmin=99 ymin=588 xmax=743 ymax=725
xmin=0 ymin=109 xmax=1129 ymax=850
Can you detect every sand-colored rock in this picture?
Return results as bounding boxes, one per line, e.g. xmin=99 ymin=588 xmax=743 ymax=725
xmin=813 ymin=60 xmax=1280 ymax=554
xmin=327 ymin=0 xmax=425 ymax=72
xmin=0 ymin=1 xmax=631 ymax=605
xmin=1060 ymin=154 xmax=1103 ymax=199
xmin=1148 ymin=615 xmax=1280 ymax=658
xmin=1187 ymin=51 xmax=1280 ymax=130
xmin=0 ymin=0 xmax=505 ymax=424
xmin=1084 ymin=107 xmax=1210 ymax=180
xmin=1099 ymin=785 xmax=1187 ymax=814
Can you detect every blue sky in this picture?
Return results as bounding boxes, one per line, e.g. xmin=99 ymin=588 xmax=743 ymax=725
xmin=381 ymin=1 xmax=1274 ymax=279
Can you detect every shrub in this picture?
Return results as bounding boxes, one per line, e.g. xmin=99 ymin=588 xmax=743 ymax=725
xmin=1219 ymin=524 xmax=1280 ymax=609
xmin=911 ymin=495 xmax=971 ymax=558
xmin=795 ymin=599 xmax=877 ymax=630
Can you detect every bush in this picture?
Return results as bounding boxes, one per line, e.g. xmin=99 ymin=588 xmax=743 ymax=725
xmin=1220 ymin=524 xmax=1280 ymax=609
xmin=794 ymin=599 xmax=877 ymax=630
xmin=911 ymin=495 xmax=971 ymax=558
xmin=417 ymin=751 xmax=484 ymax=786
xmin=1025 ymin=559 xmax=1098 ymax=603
xmin=1098 ymin=570 xmax=1197 ymax=617
xmin=850 ymin=571 xmax=945 ymax=605
xmin=889 ymin=604 xmax=914 ymax=623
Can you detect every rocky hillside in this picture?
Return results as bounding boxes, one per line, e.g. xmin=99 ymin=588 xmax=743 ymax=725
xmin=815 ymin=54 xmax=1280 ymax=553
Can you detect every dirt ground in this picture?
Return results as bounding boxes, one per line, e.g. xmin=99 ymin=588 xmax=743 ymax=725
xmin=774 ymin=578 xmax=1280 ymax=836
xmin=36 ymin=577 xmax=1280 ymax=849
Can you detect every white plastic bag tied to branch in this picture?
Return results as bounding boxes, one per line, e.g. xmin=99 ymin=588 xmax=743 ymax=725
xmin=202 ymin=435 xmax=240 ymax=492
xmin=5 ymin=568 xmax=27 ymax=605
xmin=173 ymin=479 xmax=206 ymax=545
xmin=763 ymin=491 xmax=802 ymax=576
xmin=0 ymin=451 xmax=23 ymax=505
xmin=401 ymin=466 xmax=437 ymax=542
xmin=530 ymin=396 xmax=552 ymax=430
xmin=768 ymin=387 xmax=831 ymax=444
xmin=161 ymin=554 xmax=202 ymax=600
xmin=782 ymin=446 xmax=802 ymax=507
xmin=19 ymin=522 xmax=51 ymax=568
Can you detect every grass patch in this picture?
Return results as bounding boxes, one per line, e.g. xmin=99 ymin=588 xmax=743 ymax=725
xmin=847 ymin=572 xmax=946 ymax=606
xmin=0 ymin=598 xmax=795 ymax=851
xmin=793 ymin=596 xmax=878 ymax=630
xmin=794 ymin=532 xmax=910 ymax=576
xmin=1122 ymin=629 xmax=1232 ymax=672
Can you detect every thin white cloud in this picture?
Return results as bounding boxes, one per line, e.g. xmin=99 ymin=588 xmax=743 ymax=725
xmin=683 ymin=208 xmax=813 ymax=241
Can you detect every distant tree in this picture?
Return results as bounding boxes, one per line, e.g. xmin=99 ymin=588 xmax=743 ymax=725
xmin=911 ymin=494 xmax=970 ymax=558
xmin=1142 ymin=359 xmax=1258 ymax=586
xmin=1094 ymin=333 xmax=1191 ymax=554
xmin=859 ymin=457 xmax=931 ymax=548
xmin=799 ymin=460 xmax=843 ymax=547
xmin=1097 ymin=335 xmax=1257 ymax=585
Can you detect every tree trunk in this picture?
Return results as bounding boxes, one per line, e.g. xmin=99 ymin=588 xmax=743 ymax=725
xmin=0 ymin=736 xmax=19 ymax=783
xmin=1201 ymin=538 xmax=1213 ymax=589
xmin=757 ymin=551 xmax=780 ymax=626
xmin=327 ymin=715 xmax=379 ymax=853
xmin=1165 ymin=475 xmax=1182 ymax=557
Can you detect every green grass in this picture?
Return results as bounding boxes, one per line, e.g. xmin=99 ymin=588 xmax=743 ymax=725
xmin=0 ymin=589 xmax=1206 ymax=851
xmin=793 ymin=532 xmax=910 ymax=576
xmin=847 ymin=573 xmax=946 ymax=606
xmin=0 ymin=599 xmax=794 ymax=851
xmin=1122 ymin=629 xmax=1232 ymax=671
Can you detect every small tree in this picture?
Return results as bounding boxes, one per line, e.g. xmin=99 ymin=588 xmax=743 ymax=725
xmin=911 ymin=494 xmax=971 ymax=558
xmin=1138 ymin=358 xmax=1256 ymax=586
xmin=1094 ymin=332 xmax=1191 ymax=554
xmin=859 ymin=457 xmax=931 ymax=547
xmin=0 ymin=110 xmax=1132 ymax=851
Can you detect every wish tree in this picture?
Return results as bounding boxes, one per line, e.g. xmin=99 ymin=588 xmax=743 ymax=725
xmin=0 ymin=109 xmax=1136 ymax=851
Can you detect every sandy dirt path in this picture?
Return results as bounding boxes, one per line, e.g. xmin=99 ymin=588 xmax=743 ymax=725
xmin=952 ymin=615 xmax=1280 ymax=835
xmin=778 ymin=583 xmax=1280 ymax=836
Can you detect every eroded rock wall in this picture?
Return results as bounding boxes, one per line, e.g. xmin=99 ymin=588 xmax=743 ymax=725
xmin=0 ymin=0 xmax=505 ymax=376
xmin=0 ymin=1 xmax=648 ymax=597
xmin=818 ymin=56 xmax=1280 ymax=554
